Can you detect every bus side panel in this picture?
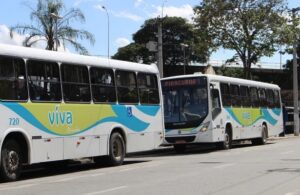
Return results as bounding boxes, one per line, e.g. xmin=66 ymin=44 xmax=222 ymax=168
xmin=32 ymin=138 xmax=63 ymax=163
xmin=126 ymin=105 xmax=163 ymax=153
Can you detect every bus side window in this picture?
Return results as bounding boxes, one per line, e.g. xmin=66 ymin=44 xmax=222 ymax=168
xmin=137 ymin=73 xmax=159 ymax=105
xmin=220 ymin=83 xmax=231 ymax=107
xmin=274 ymin=90 xmax=281 ymax=108
xmin=258 ymin=88 xmax=267 ymax=108
xmin=61 ymin=64 xmax=91 ymax=103
xmin=230 ymin=84 xmax=241 ymax=107
xmin=116 ymin=70 xmax=138 ymax=104
xmin=250 ymin=87 xmax=259 ymax=107
xmin=0 ymin=56 xmax=27 ymax=101
xmin=240 ymin=86 xmax=251 ymax=107
xmin=266 ymin=89 xmax=275 ymax=108
xmin=27 ymin=60 xmax=61 ymax=102
xmin=211 ymin=88 xmax=221 ymax=120
xmin=90 ymin=67 xmax=116 ymax=103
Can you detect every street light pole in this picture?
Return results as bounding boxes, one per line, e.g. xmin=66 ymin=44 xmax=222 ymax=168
xmin=102 ymin=6 xmax=110 ymax=60
xmin=292 ymin=8 xmax=300 ymax=136
xmin=50 ymin=13 xmax=62 ymax=51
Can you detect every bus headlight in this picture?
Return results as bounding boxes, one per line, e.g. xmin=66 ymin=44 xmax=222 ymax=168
xmin=199 ymin=122 xmax=210 ymax=132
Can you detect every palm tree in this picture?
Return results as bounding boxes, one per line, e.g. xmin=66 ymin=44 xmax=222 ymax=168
xmin=10 ymin=0 xmax=95 ymax=54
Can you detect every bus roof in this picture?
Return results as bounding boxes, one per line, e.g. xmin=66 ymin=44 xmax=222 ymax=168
xmin=0 ymin=43 xmax=159 ymax=74
xmin=161 ymin=73 xmax=280 ymax=90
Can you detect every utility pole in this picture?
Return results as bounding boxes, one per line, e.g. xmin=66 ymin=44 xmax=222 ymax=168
xmin=158 ymin=18 xmax=163 ymax=78
xmin=292 ymin=8 xmax=300 ymax=136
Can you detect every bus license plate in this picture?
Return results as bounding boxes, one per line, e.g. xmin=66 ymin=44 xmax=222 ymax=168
xmin=175 ymin=140 xmax=186 ymax=144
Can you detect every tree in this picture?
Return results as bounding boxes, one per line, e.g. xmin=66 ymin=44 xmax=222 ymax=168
xmin=10 ymin=0 xmax=95 ymax=54
xmin=113 ymin=17 xmax=209 ymax=66
xmin=194 ymin=0 xmax=288 ymax=79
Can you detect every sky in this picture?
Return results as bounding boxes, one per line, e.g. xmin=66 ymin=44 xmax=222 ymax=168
xmin=0 ymin=0 xmax=298 ymax=68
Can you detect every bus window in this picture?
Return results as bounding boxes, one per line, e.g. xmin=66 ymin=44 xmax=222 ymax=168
xmin=27 ymin=60 xmax=61 ymax=102
xmin=220 ymin=83 xmax=231 ymax=107
xmin=116 ymin=70 xmax=138 ymax=104
xmin=61 ymin=64 xmax=91 ymax=102
xmin=258 ymin=88 xmax=267 ymax=107
xmin=250 ymin=87 xmax=259 ymax=107
xmin=0 ymin=56 xmax=27 ymax=101
xmin=137 ymin=73 xmax=159 ymax=104
xmin=211 ymin=88 xmax=221 ymax=120
xmin=230 ymin=84 xmax=241 ymax=107
xmin=274 ymin=90 xmax=281 ymax=108
xmin=240 ymin=86 xmax=251 ymax=107
xmin=90 ymin=67 xmax=116 ymax=103
xmin=266 ymin=89 xmax=275 ymax=108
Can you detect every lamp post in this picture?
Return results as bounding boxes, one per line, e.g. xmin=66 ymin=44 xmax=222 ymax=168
xmin=50 ymin=13 xmax=62 ymax=51
xmin=102 ymin=6 xmax=110 ymax=60
xmin=291 ymin=7 xmax=300 ymax=136
xmin=180 ymin=43 xmax=189 ymax=75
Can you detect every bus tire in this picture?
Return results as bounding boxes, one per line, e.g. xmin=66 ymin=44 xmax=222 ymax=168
xmin=252 ymin=124 xmax=268 ymax=145
xmin=173 ymin=144 xmax=186 ymax=154
xmin=216 ymin=129 xmax=232 ymax=150
xmin=0 ymin=139 xmax=22 ymax=181
xmin=107 ymin=132 xmax=125 ymax=166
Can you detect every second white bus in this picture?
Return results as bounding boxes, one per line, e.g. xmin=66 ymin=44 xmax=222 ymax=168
xmin=162 ymin=73 xmax=283 ymax=153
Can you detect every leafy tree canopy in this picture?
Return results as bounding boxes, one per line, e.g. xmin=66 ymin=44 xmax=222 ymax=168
xmin=113 ymin=17 xmax=210 ymax=65
xmin=194 ymin=0 xmax=288 ymax=79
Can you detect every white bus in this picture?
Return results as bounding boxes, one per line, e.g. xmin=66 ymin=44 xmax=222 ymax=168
xmin=162 ymin=73 xmax=283 ymax=153
xmin=0 ymin=44 xmax=164 ymax=181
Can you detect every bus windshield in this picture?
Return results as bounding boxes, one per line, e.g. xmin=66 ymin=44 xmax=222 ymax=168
xmin=162 ymin=77 xmax=208 ymax=128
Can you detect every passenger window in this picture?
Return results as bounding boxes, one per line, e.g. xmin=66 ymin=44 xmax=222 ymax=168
xmin=90 ymin=67 xmax=116 ymax=103
xmin=274 ymin=90 xmax=281 ymax=108
xmin=137 ymin=73 xmax=159 ymax=104
xmin=250 ymin=87 xmax=259 ymax=107
xmin=266 ymin=89 xmax=275 ymax=108
xmin=230 ymin=84 xmax=241 ymax=107
xmin=258 ymin=88 xmax=267 ymax=107
xmin=116 ymin=70 xmax=138 ymax=103
xmin=220 ymin=83 xmax=231 ymax=107
xmin=240 ymin=86 xmax=251 ymax=107
xmin=61 ymin=64 xmax=91 ymax=102
xmin=0 ymin=56 xmax=27 ymax=101
xmin=27 ymin=60 xmax=61 ymax=102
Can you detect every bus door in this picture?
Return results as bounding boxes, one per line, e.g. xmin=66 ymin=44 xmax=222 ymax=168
xmin=210 ymin=83 xmax=222 ymax=128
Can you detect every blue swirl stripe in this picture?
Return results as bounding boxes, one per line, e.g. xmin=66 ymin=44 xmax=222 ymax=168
xmin=135 ymin=105 xmax=160 ymax=116
xmin=2 ymin=102 xmax=53 ymax=134
xmin=1 ymin=103 xmax=151 ymax=135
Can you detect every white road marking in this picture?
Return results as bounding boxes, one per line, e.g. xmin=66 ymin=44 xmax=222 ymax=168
xmin=84 ymin=186 xmax=128 ymax=195
xmin=213 ymin=163 xmax=236 ymax=169
xmin=91 ymin=173 xmax=105 ymax=177
xmin=0 ymin=183 xmax=37 ymax=191
xmin=280 ymin=151 xmax=294 ymax=155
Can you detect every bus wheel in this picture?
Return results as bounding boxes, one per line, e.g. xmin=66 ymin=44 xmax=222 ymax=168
xmin=252 ymin=124 xmax=268 ymax=145
xmin=216 ymin=129 xmax=232 ymax=150
xmin=0 ymin=140 xmax=22 ymax=181
xmin=173 ymin=144 xmax=186 ymax=154
xmin=107 ymin=132 xmax=125 ymax=166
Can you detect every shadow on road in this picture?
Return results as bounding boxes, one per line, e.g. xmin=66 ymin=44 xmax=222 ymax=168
xmin=127 ymin=141 xmax=274 ymax=158
xmin=9 ymin=159 xmax=149 ymax=182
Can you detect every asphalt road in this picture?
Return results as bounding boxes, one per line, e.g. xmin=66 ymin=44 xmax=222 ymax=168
xmin=1 ymin=136 xmax=300 ymax=195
